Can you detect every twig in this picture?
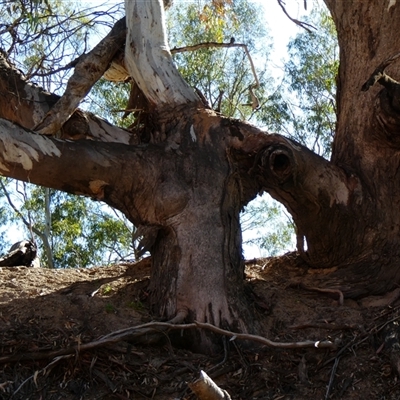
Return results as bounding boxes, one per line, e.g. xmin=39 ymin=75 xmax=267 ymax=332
xmin=322 ymin=314 xmax=400 ymax=369
xmin=0 ymin=320 xmax=335 ymax=364
xmin=276 ymin=0 xmax=316 ymax=33
xmin=32 ymin=55 xmax=84 ymax=77
xmin=171 ymin=41 xmax=260 ymax=89
xmin=325 ymin=356 xmax=340 ymax=400
xmin=0 ymin=381 xmax=13 ymax=392
xmin=11 ymin=355 xmax=72 ymax=398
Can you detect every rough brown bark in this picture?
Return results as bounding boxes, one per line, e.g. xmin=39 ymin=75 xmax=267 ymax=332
xmin=0 ymin=53 xmax=132 ymax=143
xmin=306 ymin=1 xmax=400 ymax=296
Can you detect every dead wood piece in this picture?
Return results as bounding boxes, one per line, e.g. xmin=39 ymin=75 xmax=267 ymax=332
xmin=189 ymin=370 xmax=232 ymax=400
xmin=325 ymin=357 xmax=340 ymax=400
xmin=0 ymin=240 xmax=38 ymax=267
xmin=362 ymin=51 xmax=400 ymax=91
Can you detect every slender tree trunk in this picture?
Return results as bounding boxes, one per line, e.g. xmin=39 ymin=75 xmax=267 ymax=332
xmin=43 ymin=188 xmax=54 ymax=269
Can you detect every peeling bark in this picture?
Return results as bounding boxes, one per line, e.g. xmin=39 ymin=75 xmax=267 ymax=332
xmin=124 ymin=0 xmax=199 ymax=106
xmin=0 ymin=53 xmax=132 ymax=143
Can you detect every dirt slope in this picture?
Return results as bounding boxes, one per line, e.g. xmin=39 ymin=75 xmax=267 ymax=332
xmin=1 ymin=254 xmax=400 ymax=399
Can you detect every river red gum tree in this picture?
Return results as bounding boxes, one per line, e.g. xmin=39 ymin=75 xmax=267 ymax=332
xmin=0 ymin=0 xmax=398 ymax=348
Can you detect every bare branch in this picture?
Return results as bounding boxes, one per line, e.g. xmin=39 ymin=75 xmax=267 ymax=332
xmin=276 ymin=0 xmax=316 ymax=33
xmin=171 ymin=41 xmax=260 ymax=89
xmin=193 ymin=321 xmax=335 ymax=349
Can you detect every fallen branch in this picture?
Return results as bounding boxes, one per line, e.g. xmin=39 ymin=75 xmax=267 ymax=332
xmin=193 ymin=321 xmax=335 ymax=349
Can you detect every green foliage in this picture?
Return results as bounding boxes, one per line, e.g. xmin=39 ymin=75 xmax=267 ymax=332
xmin=242 ymin=197 xmax=294 ymax=257
xmin=167 ymin=0 xmax=273 ymax=120
xmin=0 ymin=0 xmax=124 ymax=88
xmin=261 ymin=7 xmax=338 ymax=158
xmin=101 ymin=284 xmax=114 ymax=296
xmin=104 ymin=303 xmax=115 ymax=313
xmin=0 ymin=181 xmax=12 ymax=254
xmin=127 ymin=300 xmax=146 ymax=312
xmin=16 ymin=185 xmax=134 ymax=268
xmin=0 ymin=0 xmax=134 ymax=268
xmin=88 ymin=79 xmax=134 ymax=129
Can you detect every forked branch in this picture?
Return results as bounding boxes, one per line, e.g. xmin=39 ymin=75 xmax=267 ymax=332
xmin=277 ymin=0 xmax=316 ymax=33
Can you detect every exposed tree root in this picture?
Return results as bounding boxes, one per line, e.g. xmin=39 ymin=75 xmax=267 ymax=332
xmin=294 ymin=283 xmax=344 ymax=305
xmin=0 ymin=320 xmax=335 ymax=364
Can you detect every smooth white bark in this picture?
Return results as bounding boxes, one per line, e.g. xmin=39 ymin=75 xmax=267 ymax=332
xmin=124 ymin=0 xmax=198 ymax=106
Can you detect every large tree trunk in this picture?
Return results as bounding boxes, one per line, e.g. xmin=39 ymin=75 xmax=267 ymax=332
xmin=292 ymin=1 xmax=400 ymax=296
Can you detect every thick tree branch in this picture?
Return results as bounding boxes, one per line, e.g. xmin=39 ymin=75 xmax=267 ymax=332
xmin=230 ymin=122 xmax=364 ymax=267
xmin=34 ymin=17 xmax=127 ymax=135
xmin=124 ymin=0 xmax=199 ymax=106
xmin=0 ymin=53 xmax=132 ymax=144
xmin=0 ymin=118 xmax=131 ymax=202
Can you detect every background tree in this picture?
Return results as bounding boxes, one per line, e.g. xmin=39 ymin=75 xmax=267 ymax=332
xmin=0 ymin=0 xmax=136 ymax=268
xmin=167 ymin=0 xmax=270 ymax=120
